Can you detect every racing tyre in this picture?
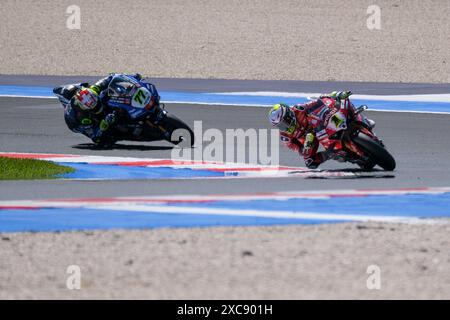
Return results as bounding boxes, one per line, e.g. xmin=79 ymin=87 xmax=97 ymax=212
xmin=160 ymin=114 xmax=195 ymax=147
xmin=358 ymin=160 xmax=376 ymax=171
xmin=352 ymin=132 xmax=396 ymax=171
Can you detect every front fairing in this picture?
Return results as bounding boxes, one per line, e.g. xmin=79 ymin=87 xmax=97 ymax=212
xmin=107 ymin=98 xmax=149 ymax=119
xmin=106 ymin=75 xmax=154 ymax=119
xmin=309 ymin=99 xmax=349 ymax=151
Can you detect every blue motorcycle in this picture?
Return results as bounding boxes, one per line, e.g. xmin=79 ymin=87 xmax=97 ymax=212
xmin=54 ymin=74 xmax=194 ymax=148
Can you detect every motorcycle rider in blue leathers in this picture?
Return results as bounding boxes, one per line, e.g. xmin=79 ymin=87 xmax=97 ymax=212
xmin=54 ymin=73 xmax=160 ymax=147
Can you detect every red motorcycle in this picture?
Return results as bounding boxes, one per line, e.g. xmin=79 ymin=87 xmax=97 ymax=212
xmin=307 ymin=96 xmax=396 ymax=171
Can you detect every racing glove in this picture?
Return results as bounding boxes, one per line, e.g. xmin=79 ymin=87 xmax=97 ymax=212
xmin=331 ymin=90 xmax=352 ymax=100
xmin=99 ymin=113 xmax=117 ymax=132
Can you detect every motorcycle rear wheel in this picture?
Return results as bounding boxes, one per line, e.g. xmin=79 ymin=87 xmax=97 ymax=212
xmin=352 ymin=132 xmax=396 ymax=171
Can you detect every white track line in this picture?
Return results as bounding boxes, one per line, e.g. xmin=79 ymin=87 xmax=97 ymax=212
xmin=89 ymin=204 xmax=447 ymax=225
xmin=3 ymin=93 xmax=450 ymax=114
xmin=1 ymin=187 xmax=450 ymax=207
xmin=214 ymin=91 xmax=450 ymax=103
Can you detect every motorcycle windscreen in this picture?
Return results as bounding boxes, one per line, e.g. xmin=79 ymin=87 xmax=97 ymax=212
xmin=107 ymin=75 xmax=151 ymax=119
xmin=108 ymin=75 xmax=136 ymax=98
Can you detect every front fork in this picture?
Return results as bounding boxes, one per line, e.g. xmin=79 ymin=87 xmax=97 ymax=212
xmin=341 ymin=122 xmax=382 ymax=167
xmin=144 ymin=105 xmax=171 ymax=139
xmin=153 ymin=105 xmax=168 ymax=125
xmin=350 ymin=103 xmax=383 ymax=144
xmin=353 ymin=104 xmax=371 ymax=128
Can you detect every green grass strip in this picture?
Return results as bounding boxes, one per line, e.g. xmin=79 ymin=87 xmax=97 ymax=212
xmin=0 ymin=157 xmax=75 ymax=180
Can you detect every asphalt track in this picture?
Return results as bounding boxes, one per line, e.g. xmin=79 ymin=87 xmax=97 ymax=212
xmin=1 ymin=76 xmax=450 ymax=201
xmin=2 ymin=75 xmax=450 ymax=94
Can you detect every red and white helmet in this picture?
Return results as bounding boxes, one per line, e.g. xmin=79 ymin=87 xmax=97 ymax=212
xmin=74 ymin=88 xmax=101 ymax=114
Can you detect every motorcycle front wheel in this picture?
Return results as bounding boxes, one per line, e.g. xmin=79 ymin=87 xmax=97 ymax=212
xmin=351 ymin=132 xmax=396 ymax=171
xmin=158 ymin=113 xmax=195 ymax=148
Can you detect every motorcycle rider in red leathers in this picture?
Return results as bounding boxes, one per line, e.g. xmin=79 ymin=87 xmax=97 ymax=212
xmin=268 ymin=91 xmax=375 ymax=169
